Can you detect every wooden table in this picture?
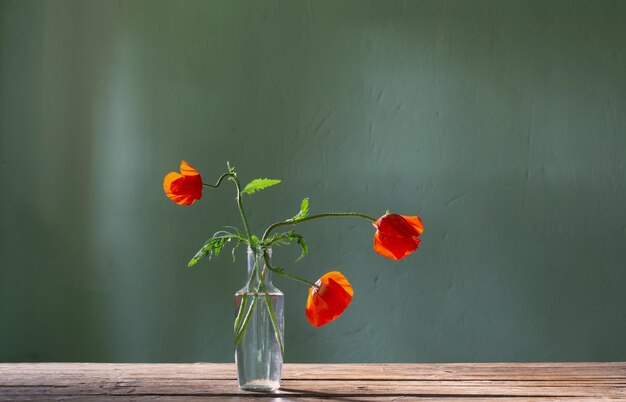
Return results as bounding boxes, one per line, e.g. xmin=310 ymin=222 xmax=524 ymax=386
xmin=1 ymin=363 xmax=625 ymax=400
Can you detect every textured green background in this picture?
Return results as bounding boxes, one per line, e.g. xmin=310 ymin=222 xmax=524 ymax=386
xmin=1 ymin=0 xmax=625 ymax=363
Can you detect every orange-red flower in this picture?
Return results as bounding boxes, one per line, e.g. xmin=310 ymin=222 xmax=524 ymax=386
xmin=373 ymin=213 xmax=424 ymax=260
xmin=306 ymin=271 xmax=353 ymax=327
xmin=163 ymin=160 xmax=203 ymax=205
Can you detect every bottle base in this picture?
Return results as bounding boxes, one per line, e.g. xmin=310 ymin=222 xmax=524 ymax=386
xmin=239 ymin=379 xmax=280 ymax=392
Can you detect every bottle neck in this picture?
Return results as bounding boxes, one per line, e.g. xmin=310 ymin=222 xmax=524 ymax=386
xmin=246 ymin=246 xmax=273 ymax=290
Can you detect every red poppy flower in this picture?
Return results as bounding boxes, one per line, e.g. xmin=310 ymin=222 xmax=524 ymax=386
xmin=163 ymin=160 xmax=203 ymax=206
xmin=373 ymin=213 xmax=424 ymax=260
xmin=306 ymin=271 xmax=353 ymax=327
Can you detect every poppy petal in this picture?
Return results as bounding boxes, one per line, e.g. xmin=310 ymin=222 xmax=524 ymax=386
xmin=373 ymin=232 xmax=399 ymax=260
xmin=401 ymin=215 xmax=424 ymax=235
xmin=306 ymin=271 xmax=353 ymax=327
xmin=373 ymin=228 xmax=420 ymax=260
xmin=163 ymin=161 xmax=203 ymax=205
xmin=180 ymin=160 xmax=200 ymax=176
xmin=372 ymin=213 xmax=423 ymax=260
xmin=373 ymin=213 xmax=421 ymax=238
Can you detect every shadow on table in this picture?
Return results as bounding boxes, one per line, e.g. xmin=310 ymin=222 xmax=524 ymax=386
xmin=278 ymin=387 xmax=393 ymax=401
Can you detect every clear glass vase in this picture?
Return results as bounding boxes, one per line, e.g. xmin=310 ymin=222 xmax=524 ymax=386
xmin=234 ymin=246 xmax=284 ymax=391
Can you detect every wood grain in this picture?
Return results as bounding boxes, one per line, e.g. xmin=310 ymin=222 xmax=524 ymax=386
xmin=0 ymin=363 xmax=624 ymax=401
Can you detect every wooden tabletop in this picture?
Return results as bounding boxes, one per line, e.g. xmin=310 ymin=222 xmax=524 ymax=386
xmin=1 ymin=363 xmax=625 ymax=401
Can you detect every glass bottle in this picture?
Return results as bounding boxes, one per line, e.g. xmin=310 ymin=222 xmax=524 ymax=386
xmin=234 ymin=246 xmax=284 ymax=391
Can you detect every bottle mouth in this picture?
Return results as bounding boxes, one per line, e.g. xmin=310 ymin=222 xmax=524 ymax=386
xmin=247 ymin=245 xmax=272 ymax=256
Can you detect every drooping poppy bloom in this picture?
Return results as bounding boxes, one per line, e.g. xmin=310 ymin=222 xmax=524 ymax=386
xmin=306 ymin=271 xmax=353 ymax=327
xmin=163 ymin=160 xmax=203 ymax=206
xmin=373 ymin=213 xmax=424 ymax=260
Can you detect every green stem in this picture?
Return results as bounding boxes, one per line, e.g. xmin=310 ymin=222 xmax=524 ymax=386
xmin=234 ymin=294 xmax=257 ymax=347
xmin=233 ymin=293 xmax=248 ymax=333
xmin=232 ymin=176 xmax=253 ymax=243
xmin=256 ymin=268 xmax=284 ymax=355
xmin=262 ymin=252 xmax=318 ymax=288
xmin=202 ymin=171 xmax=253 ymax=244
xmin=262 ymin=212 xmax=376 ymax=243
xmin=235 ymin=253 xmax=285 ymax=355
xmin=263 ymin=291 xmax=284 ymax=355
xmin=202 ymin=172 xmax=233 ymax=189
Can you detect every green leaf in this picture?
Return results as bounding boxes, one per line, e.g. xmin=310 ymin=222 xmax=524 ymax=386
xmin=264 ymin=232 xmax=289 ymax=247
xmin=264 ymin=231 xmax=292 ymax=246
xmin=224 ymin=226 xmax=243 ymax=237
xmin=213 ymin=239 xmax=226 ymax=257
xmin=188 ymin=232 xmax=246 ymax=267
xmin=295 ymin=235 xmax=308 ymax=262
xmin=264 ymin=230 xmax=308 ymax=262
xmin=290 ymin=198 xmax=309 ymax=221
xmin=242 ymin=178 xmax=282 ymax=195
xmin=268 ymin=265 xmax=286 ymax=275
xmin=187 ymin=254 xmax=202 ymax=268
xmin=299 ymin=198 xmax=309 ymax=218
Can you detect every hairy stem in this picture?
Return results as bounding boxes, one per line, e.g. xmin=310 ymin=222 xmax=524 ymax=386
xmin=262 ymin=212 xmax=376 ymax=243
xmin=262 ymin=252 xmax=318 ymax=288
xmin=202 ymin=171 xmax=253 ymax=244
xmin=202 ymin=172 xmax=234 ymax=189
xmin=232 ymin=176 xmax=253 ymax=243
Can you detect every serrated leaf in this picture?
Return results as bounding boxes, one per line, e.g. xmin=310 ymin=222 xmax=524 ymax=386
xmin=263 ymin=230 xmax=308 ymax=262
xmin=268 ymin=265 xmax=286 ymax=275
xmin=213 ymin=238 xmax=226 ymax=257
xmin=299 ymin=198 xmax=309 ymax=218
xmin=290 ymin=198 xmax=309 ymax=221
xmin=188 ymin=254 xmax=202 ymax=267
xmin=224 ymin=226 xmax=244 ymax=238
xmin=264 ymin=231 xmax=292 ymax=247
xmin=264 ymin=231 xmax=291 ymax=247
xmin=188 ymin=234 xmax=241 ymax=267
xmin=242 ymin=178 xmax=282 ymax=195
xmin=295 ymin=235 xmax=308 ymax=261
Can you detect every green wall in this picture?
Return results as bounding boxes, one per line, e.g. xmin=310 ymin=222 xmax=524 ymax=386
xmin=1 ymin=0 xmax=625 ymax=363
